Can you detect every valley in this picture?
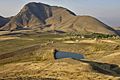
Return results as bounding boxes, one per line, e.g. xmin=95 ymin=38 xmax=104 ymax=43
xmin=0 ymin=31 xmax=120 ymax=80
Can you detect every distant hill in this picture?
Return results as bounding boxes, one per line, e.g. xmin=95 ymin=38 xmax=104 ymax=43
xmin=0 ymin=16 xmax=10 ymax=28
xmin=0 ymin=2 xmax=118 ymax=35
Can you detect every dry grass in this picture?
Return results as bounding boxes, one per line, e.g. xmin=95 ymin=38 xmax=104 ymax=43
xmin=0 ymin=36 xmax=19 ymax=41
xmin=0 ymin=59 xmax=120 ymax=80
xmin=0 ymin=33 xmax=120 ymax=79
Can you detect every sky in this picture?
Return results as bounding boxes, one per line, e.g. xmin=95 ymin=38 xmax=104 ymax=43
xmin=0 ymin=0 xmax=120 ymax=27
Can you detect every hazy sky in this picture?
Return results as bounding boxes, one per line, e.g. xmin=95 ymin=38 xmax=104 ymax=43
xmin=0 ymin=0 xmax=120 ymax=27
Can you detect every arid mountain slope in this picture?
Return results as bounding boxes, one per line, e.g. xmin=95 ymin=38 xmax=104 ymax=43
xmin=46 ymin=16 xmax=116 ymax=34
xmin=0 ymin=2 xmax=118 ymax=35
xmin=1 ymin=2 xmax=75 ymax=31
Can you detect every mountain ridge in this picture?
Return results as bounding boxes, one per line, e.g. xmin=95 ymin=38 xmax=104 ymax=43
xmin=0 ymin=2 xmax=118 ymax=35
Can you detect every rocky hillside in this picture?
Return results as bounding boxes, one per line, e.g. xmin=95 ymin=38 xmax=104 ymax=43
xmin=0 ymin=2 xmax=118 ymax=35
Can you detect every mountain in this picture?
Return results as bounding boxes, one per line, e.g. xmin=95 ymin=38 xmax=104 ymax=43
xmin=0 ymin=2 xmax=118 ymax=35
xmin=1 ymin=2 xmax=75 ymax=30
xmin=0 ymin=16 xmax=10 ymax=28
xmin=46 ymin=16 xmax=116 ymax=34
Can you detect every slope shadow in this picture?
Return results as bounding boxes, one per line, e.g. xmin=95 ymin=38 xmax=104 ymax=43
xmin=116 ymin=30 xmax=120 ymax=35
xmin=80 ymin=60 xmax=120 ymax=77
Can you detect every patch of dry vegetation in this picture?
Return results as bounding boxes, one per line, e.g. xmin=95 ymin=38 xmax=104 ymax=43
xmin=0 ymin=33 xmax=120 ymax=79
xmin=0 ymin=59 xmax=120 ymax=80
xmin=0 ymin=36 xmax=19 ymax=41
